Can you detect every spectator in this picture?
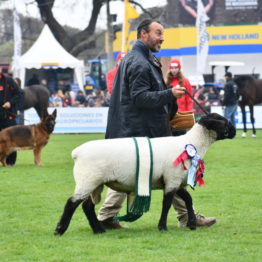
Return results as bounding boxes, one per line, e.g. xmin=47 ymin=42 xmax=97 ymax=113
xmin=106 ymin=52 xmax=126 ymax=97
xmin=100 ymin=74 xmax=107 ymax=92
xmin=86 ymin=94 xmax=95 ymax=107
xmin=208 ymin=87 xmax=220 ymax=104
xmin=57 ymin=80 xmax=66 ymax=92
xmin=166 ymin=59 xmax=194 ymax=112
xmin=75 ymin=90 xmax=86 ymax=107
xmin=222 ymin=72 xmax=239 ymax=127
xmin=56 ymin=89 xmax=67 ymax=107
xmin=61 ymin=84 xmax=74 ymax=107
xmin=14 ymin=77 xmax=24 ymax=125
xmin=205 ymin=87 xmax=220 ymax=111
xmin=93 ymin=89 xmax=105 ymax=107
xmin=0 ymin=70 xmax=23 ymax=166
xmin=193 ymin=86 xmax=207 ymax=119
xmin=64 ymin=91 xmax=74 ymax=107
xmin=49 ymin=91 xmax=63 ymax=107
xmin=84 ymin=74 xmax=97 ymax=95
xmin=41 ymin=79 xmax=48 ymax=87
xmin=165 ymin=59 xmax=194 ymax=136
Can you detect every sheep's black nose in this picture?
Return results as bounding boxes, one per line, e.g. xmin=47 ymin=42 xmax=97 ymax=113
xmin=227 ymin=123 xmax=236 ymax=139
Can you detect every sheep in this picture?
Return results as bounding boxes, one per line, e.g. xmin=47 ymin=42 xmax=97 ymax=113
xmin=54 ymin=113 xmax=236 ymax=235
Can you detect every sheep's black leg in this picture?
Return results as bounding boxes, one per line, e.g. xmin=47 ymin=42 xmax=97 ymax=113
xmin=54 ymin=196 xmax=83 ymax=235
xmin=176 ymin=188 xmax=196 ymax=230
xmin=158 ymin=190 xmax=176 ymax=231
xmin=82 ymin=197 xmax=105 ymax=234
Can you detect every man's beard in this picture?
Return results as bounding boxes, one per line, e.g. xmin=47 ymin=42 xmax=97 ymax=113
xmin=148 ymin=38 xmax=162 ymax=52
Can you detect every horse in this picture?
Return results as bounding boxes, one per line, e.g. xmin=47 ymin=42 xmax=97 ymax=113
xmin=23 ymin=85 xmax=50 ymax=119
xmin=234 ymin=75 xmax=262 ymax=137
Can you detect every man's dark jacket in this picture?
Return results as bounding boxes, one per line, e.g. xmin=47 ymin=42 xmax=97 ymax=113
xmin=0 ymin=73 xmax=23 ymax=120
xmin=222 ymin=79 xmax=239 ymax=106
xmin=106 ymin=40 xmax=177 ymax=139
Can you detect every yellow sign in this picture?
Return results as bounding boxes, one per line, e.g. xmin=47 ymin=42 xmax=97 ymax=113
xmin=113 ymin=24 xmax=262 ymax=56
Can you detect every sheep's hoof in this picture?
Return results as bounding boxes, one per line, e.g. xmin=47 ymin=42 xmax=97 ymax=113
xmin=158 ymin=224 xmax=168 ymax=231
xmin=93 ymin=228 xmax=106 ymax=234
xmin=187 ymin=220 xmax=197 ymax=230
xmin=54 ymin=224 xmax=66 ymax=236
xmin=188 ymin=226 xmax=197 ymax=230
xmin=54 ymin=230 xmax=62 ymax=236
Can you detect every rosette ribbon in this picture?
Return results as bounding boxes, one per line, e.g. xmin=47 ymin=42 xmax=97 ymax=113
xmin=173 ymin=144 xmax=205 ymax=189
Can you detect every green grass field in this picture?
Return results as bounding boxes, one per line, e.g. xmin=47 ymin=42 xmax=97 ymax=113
xmin=0 ymin=131 xmax=261 ymax=262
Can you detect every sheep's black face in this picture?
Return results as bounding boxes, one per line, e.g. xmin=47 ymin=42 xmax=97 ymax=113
xmin=198 ymin=113 xmax=236 ymax=140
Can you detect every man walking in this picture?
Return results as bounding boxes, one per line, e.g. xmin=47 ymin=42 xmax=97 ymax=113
xmin=98 ymin=19 xmax=216 ymax=229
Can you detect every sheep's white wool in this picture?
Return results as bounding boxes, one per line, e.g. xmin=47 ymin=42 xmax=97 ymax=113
xmin=70 ymin=123 xmax=217 ymax=200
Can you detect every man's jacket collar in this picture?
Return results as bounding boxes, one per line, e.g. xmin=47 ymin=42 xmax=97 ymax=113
xmin=132 ymin=40 xmax=162 ymax=68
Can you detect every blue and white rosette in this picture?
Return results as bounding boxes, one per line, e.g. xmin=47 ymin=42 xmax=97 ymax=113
xmin=185 ymin=144 xmax=201 ymax=189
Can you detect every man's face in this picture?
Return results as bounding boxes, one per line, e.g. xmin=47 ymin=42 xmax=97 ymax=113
xmin=141 ymin=22 xmax=164 ymax=52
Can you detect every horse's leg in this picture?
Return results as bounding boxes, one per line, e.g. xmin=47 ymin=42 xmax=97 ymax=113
xmin=240 ymin=104 xmax=247 ymax=137
xmin=82 ymin=197 xmax=105 ymax=234
xmin=34 ymin=105 xmax=48 ymax=119
xmin=249 ymin=105 xmax=256 ymax=137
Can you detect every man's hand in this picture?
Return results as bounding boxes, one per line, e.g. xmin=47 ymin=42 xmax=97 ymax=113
xmin=171 ymin=85 xmax=186 ymax=99
xmin=2 ymin=102 xmax=11 ymax=109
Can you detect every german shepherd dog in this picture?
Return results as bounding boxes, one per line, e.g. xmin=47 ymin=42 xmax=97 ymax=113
xmin=0 ymin=109 xmax=57 ymax=166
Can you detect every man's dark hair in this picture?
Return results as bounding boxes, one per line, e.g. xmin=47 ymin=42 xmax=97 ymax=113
xmin=137 ymin=19 xmax=162 ymax=39
xmin=225 ymin=72 xmax=232 ymax=78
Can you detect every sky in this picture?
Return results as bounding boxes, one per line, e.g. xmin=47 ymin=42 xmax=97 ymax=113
xmin=1 ymin=0 xmax=167 ymax=30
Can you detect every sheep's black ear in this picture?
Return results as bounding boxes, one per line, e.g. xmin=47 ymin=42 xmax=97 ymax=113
xmin=199 ymin=113 xmax=236 ymax=140
xmin=199 ymin=116 xmax=225 ymax=131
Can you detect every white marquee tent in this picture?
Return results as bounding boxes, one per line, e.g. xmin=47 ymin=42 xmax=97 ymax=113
xmin=16 ymin=25 xmax=84 ymax=90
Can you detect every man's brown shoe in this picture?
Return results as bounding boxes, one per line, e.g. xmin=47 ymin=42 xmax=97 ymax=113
xmin=99 ymin=217 xmax=129 ymax=230
xmin=195 ymin=214 xmax=216 ymax=227
xmin=178 ymin=214 xmax=216 ymax=228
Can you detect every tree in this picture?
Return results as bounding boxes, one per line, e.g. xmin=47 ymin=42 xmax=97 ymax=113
xmin=35 ymin=0 xmax=105 ymax=56
xmin=35 ymin=0 xmax=150 ymax=57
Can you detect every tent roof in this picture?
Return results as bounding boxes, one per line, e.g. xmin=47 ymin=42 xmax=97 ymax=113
xmin=20 ymin=25 xmax=84 ymax=69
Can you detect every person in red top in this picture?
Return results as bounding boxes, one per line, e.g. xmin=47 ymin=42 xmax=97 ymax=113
xmin=166 ymin=59 xmax=193 ymax=112
xmin=106 ymin=52 xmax=126 ymax=96
xmin=166 ymin=59 xmax=194 ymax=136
